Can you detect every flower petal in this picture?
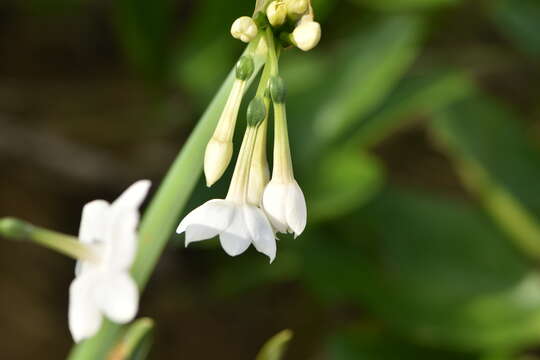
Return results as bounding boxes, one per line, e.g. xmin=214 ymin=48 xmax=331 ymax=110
xmin=112 ymin=180 xmax=151 ymax=211
xmin=243 ymin=205 xmax=276 ymax=262
xmin=286 ymin=181 xmax=307 ymax=237
xmin=68 ymin=271 xmax=103 ymax=343
xmin=262 ymin=181 xmax=288 ymax=233
xmin=79 ymin=200 xmax=110 ymax=245
xmin=96 ymin=271 xmax=139 ymax=324
xmin=177 ymin=200 xmax=235 ymax=246
xmin=105 ymin=209 xmax=139 ymax=270
xmin=219 ymin=208 xmax=251 ymax=256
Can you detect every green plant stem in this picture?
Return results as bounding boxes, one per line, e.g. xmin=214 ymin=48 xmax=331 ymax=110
xmin=0 ymin=217 xmax=96 ymax=262
xmin=67 ymin=39 xmax=266 ymax=360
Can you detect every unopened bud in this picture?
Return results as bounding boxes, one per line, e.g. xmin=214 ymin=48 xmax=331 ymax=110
xmin=270 ymin=76 xmax=286 ymax=103
xmin=236 ymin=55 xmax=255 ymax=81
xmin=287 ymin=0 xmax=309 ymax=17
xmin=267 ymin=1 xmax=288 ymax=27
xmin=247 ymin=97 xmax=267 ymax=127
xmin=292 ymin=19 xmax=321 ymax=51
xmin=204 ymin=138 xmax=233 ymax=187
xmin=0 ymin=217 xmax=33 ymax=240
xmin=231 ymin=16 xmax=258 ymax=43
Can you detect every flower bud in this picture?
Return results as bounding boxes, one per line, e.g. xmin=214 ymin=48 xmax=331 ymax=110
xmin=247 ymin=97 xmax=266 ymax=127
xmin=231 ymin=16 xmax=258 ymax=43
xmin=292 ymin=19 xmax=321 ymax=51
xmin=204 ymin=138 xmax=234 ymax=187
xmin=270 ymin=76 xmax=286 ymax=103
xmin=267 ymin=1 xmax=288 ymax=27
xmin=262 ymin=180 xmax=307 ymax=237
xmin=287 ymin=0 xmax=308 ymax=17
xmin=236 ymin=55 xmax=255 ymax=81
xmin=0 ymin=217 xmax=33 ymax=240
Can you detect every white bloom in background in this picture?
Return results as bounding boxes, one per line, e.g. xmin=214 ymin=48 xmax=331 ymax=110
xmin=263 ymin=76 xmax=307 ymax=237
xmin=267 ymin=1 xmax=288 ymax=27
xmin=231 ymin=16 xmax=258 ymax=43
xmin=69 ymin=180 xmax=151 ymax=343
xmin=178 ymin=114 xmax=276 ymax=262
xmin=292 ymin=17 xmax=321 ymax=51
xmin=204 ymin=55 xmax=254 ymax=187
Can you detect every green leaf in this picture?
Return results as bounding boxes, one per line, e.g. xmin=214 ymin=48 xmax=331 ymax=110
xmin=430 ymin=95 xmax=540 ymax=259
xmin=110 ymin=318 xmax=154 ymax=360
xmin=304 ymin=188 xmax=540 ymax=351
xmin=306 ymin=147 xmax=384 ymax=222
xmin=327 ymin=328 xmax=472 ymax=360
xmin=349 ymin=69 xmax=474 ymax=148
xmin=348 ymin=0 xmax=460 ymax=11
xmin=312 ymin=16 xmax=424 ymax=143
xmin=489 ymin=0 xmax=540 ymax=56
xmin=255 ymin=330 xmax=294 ymax=360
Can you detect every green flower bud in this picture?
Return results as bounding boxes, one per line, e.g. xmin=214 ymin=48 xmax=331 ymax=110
xmin=236 ymin=55 xmax=255 ymax=81
xmin=247 ymin=97 xmax=267 ymax=127
xmin=270 ymin=76 xmax=286 ymax=103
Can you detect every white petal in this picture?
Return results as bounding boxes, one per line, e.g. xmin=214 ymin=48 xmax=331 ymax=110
xmin=286 ymin=181 xmax=307 ymax=237
xmin=68 ymin=271 xmax=103 ymax=343
xmin=177 ymin=200 xmax=235 ymax=246
xmin=262 ymin=181 xmax=288 ymax=233
xmin=95 ymin=271 xmax=139 ymax=324
xmin=105 ymin=209 xmax=139 ymax=270
xmin=112 ymin=180 xmax=151 ymax=211
xmin=79 ymin=200 xmax=110 ymax=245
xmin=219 ymin=208 xmax=251 ymax=256
xmin=243 ymin=205 xmax=276 ymax=262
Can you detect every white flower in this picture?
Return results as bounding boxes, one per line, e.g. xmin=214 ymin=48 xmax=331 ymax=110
xmin=263 ymin=76 xmax=307 ymax=237
xmin=262 ymin=180 xmax=306 ymax=237
xmin=286 ymin=0 xmax=309 ymax=17
xmin=178 ymin=126 xmax=276 ymax=262
xmin=69 ymin=180 xmax=151 ymax=343
xmin=231 ymin=16 xmax=258 ymax=43
xmin=267 ymin=1 xmax=288 ymax=27
xmin=292 ymin=18 xmax=321 ymax=51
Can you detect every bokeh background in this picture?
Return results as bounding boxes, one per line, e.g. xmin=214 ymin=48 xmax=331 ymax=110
xmin=1 ymin=0 xmax=540 ymax=359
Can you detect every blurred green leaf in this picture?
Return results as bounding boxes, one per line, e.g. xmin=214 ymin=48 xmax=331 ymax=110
xmin=307 ymin=147 xmax=384 ymax=222
xmin=489 ymin=0 xmax=540 ymax=56
xmin=430 ymin=96 xmax=540 ymax=258
xmin=110 ymin=318 xmax=154 ymax=360
xmin=312 ymin=16 xmax=424 ymax=143
xmin=327 ymin=328 xmax=472 ymax=360
xmin=348 ymin=0 xmax=460 ymax=11
xmin=113 ymin=0 xmax=175 ymax=81
xmin=304 ymin=188 xmax=540 ymax=351
xmin=255 ymin=330 xmax=293 ymax=360
xmin=350 ymin=69 xmax=474 ymax=148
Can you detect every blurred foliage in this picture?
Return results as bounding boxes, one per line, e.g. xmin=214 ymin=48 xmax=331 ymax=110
xmin=3 ymin=0 xmax=540 ymax=358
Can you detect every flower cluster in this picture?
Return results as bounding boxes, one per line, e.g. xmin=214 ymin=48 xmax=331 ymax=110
xmin=177 ymin=0 xmax=321 ymax=262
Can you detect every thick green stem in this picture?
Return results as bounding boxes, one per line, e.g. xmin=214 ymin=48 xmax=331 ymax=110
xmin=67 ymin=40 xmax=266 ymax=360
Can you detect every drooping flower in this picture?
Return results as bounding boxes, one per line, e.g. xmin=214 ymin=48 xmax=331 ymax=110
xmin=69 ymin=180 xmax=151 ymax=342
xmin=178 ymin=98 xmax=276 ymax=262
xmin=204 ymin=55 xmax=255 ymax=186
xmin=262 ymin=76 xmax=307 ymax=237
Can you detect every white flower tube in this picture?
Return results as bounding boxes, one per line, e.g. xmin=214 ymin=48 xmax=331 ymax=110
xmin=178 ymin=98 xmax=277 ymax=262
xmin=262 ymin=77 xmax=307 ymax=237
xmin=69 ymin=180 xmax=151 ymax=342
xmin=204 ymin=55 xmax=254 ymax=186
xmin=247 ymin=97 xmax=270 ymax=205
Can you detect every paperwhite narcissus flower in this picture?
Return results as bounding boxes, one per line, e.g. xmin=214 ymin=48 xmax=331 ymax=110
xmin=292 ymin=17 xmax=321 ymax=51
xmin=69 ymin=180 xmax=151 ymax=343
xmin=231 ymin=16 xmax=258 ymax=43
xmin=262 ymin=76 xmax=307 ymax=237
xmin=178 ymin=118 xmax=276 ymax=262
xmin=204 ymin=56 xmax=254 ymax=186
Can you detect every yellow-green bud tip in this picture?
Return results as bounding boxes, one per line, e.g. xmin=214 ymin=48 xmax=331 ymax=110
xmin=270 ymin=76 xmax=286 ymax=103
xmin=0 ymin=217 xmax=33 ymax=240
xmin=236 ymin=55 xmax=255 ymax=81
xmin=247 ymin=97 xmax=267 ymax=127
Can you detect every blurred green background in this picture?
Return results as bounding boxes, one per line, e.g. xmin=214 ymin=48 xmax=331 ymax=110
xmin=1 ymin=0 xmax=540 ymax=359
